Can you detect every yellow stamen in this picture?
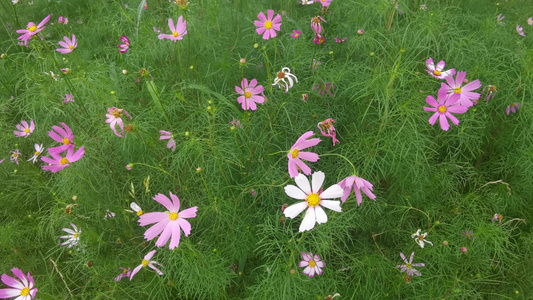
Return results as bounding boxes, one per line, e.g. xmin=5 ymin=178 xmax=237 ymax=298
xmin=34 ymin=151 xmax=40 ymax=156
xmin=73 ymin=232 xmax=79 ymax=238
xmin=173 ymin=31 xmax=179 ymax=37
xmin=28 ymin=25 xmax=37 ymax=32
xmin=406 ymin=263 xmax=412 ymax=269
xmin=453 ymin=87 xmax=461 ymax=94
xmin=290 ymin=149 xmax=299 ymax=158
xmin=498 ymin=215 xmax=503 ymax=220
xmin=63 ymin=138 xmax=71 ymax=145
xmin=112 ymin=109 xmax=122 ymax=118
xmin=245 ymin=91 xmax=251 ymax=98
xmin=142 ymin=259 xmax=149 ymax=267
xmin=68 ymin=45 xmax=74 ymax=49
xmin=20 ymin=287 xmax=30 ymax=296
xmin=433 ymin=70 xmax=441 ymax=76
xmin=60 ymin=157 xmax=69 ymax=165
xmin=24 ymin=128 xmax=30 ymax=133
xmin=169 ymin=212 xmax=178 ymax=220
xmin=312 ymin=17 xmax=320 ymax=24
xmin=438 ymin=106 xmax=447 ymax=113
xmin=123 ymin=269 xmax=129 ymax=274
xmin=308 ymin=260 xmax=316 ymax=267
xmin=137 ymin=210 xmax=143 ymax=216
xmin=265 ymin=21 xmax=272 ymax=29
xmin=306 ymin=193 xmax=321 ymax=207
xmin=490 ymin=85 xmax=497 ymax=92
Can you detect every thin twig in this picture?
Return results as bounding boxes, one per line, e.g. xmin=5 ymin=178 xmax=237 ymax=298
xmin=49 ymin=257 xmax=74 ymax=299
xmin=477 ymin=180 xmax=511 ymax=196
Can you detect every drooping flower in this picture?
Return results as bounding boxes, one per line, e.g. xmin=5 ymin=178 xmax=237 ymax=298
xmin=159 ymin=130 xmax=176 ymax=151
xmin=59 ymin=223 xmax=81 ymax=248
xmin=41 ymin=145 xmax=85 ymax=173
xmin=480 ymin=85 xmax=497 ymax=103
xmin=105 ymin=107 xmax=132 ymax=138
xmin=396 ymin=252 xmax=425 ymax=277
xmin=506 ymin=103 xmax=520 ymax=115
xmin=0 ymin=268 xmax=37 ymax=300
xmin=528 ymin=17 xmax=533 ymax=26
xmin=492 ymin=214 xmax=503 ymax=226
xmin=318 ymin=0 xmax=332 ymax=7
xmin=310 ymin=59 xmax=321 ymax=74
xmin=27 ymin=144 xmax=44 ymax=164
xmin=273 ymin=67 xmax=298 ymax=93
xmin=56 ymin=35 xmax=77 ymax=54
xmin=16 ymin=14 xmax=50 ymax=46
xmin=138 ymin=192 xmax=198 ymax=250
xmin=424 ymin=88 xmax=469 ymax=131
xmin=235 ymin=78 xmax=265 ymax=110
xmin=158 ymin=17 xmax=188 ymax=42
xmin=60 ymin=68 xmax=71 ymax=75
xmin=14 ymin=120 xmax=35 ymax=138
xmin=129 ymin=250 xmax=163 ymax=280
xmin=118 ymin=35 xmax=130 ymax=53
xmin=317 ymin=118 xmax=339 ymax=146
xmin=58 ymin=16 xmax=68 ymax=25
xmin=114 ymin=267 xmax=131 ymax=282
xmin=462 ymin=229 xmax=474 ymax=240
xmin=497 ymin=14 xmax=505 ymax=25
xmin=254 ymin=10 xmax=282 ymax=40
xmin=299 ymin=252 xmax=325 ymax=277
xmin=287 ymin=131 xmax=320 ymax=178
xmin=63 ymin=94 xmax=74 ymax=103
xmin=130 ymin=202 xmax=143 ymax=216
xmin=411 ymin=229 xmax=433 ymax=248
xmin=425 ymin=58 xmax=455 ymax=80
xmin=290 ymin=30 xmax=301 ymax=39
xmin=10 ymin=150 xmax=21 ymax=165
xmin=310 ymin=16 xmax=326 ymax=36
xmin=283 ymin=171 xmax=343 ymax=232
xmin=338 ymin=175 xmax=376 ymax=205
xmin=516 ymin=24 xmax=526 ymax=36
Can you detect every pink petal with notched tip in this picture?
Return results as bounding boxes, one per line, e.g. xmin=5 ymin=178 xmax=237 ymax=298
xmin=168 ymin=18 xmax=175 ymax=32
xmin=37 ymin=15 xmax=51 ymax=28
xmin=143 ymin=219 xmax=170 ymax=240
xmin=179 ymin=206 xmax=198 ymax=219
xmin=153 ymin=193 xmax=175 ymax=211
xmin=436 ymin=60 xmax=445 ymax=71
xmin=0 ymin=288 xmax=21 ymax=298
xmin=178 ymin=218 xmax=192 ymax=236
xmin=439 ymin=114 xmax=450 ymax=131
xmin=257 ymin=11 xmax=267 ymax=22
xmin=168 ymin=223 xmax=181 ymax=249
xmin=298 ymin=151 xmax=319 ymax=162
xmin=129 ymin=265 xmax=143 ymax=281
xmin=293 ymin=158 xmax=312 ymax=175
xmin=169 ymin=192 xmax=181 ymax=211
xmin=1 ymin=273 xmax=24 ymax=289
xmin=426 ymin=95 xmax=438 ymax=107
xmin=445 ymin=112 xmax=461 ymax=125
xmin=139 ymin=212 xmax=169 ymax=226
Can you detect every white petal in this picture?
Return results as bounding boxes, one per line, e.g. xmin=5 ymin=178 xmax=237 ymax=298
xmin=320 ymin=184 xmax=343 ymax=199
xmin=311 ymin=171 xmax=325 ymax=193
xmin=299 ymin=207 xmax=316 ymax=232
xmin=320 ymin=200 xmax=342 ymax=212
xmin=294 ymin=174 xmax=311 ymax=194
xmin=284 ymin=185 xmax=307 ymax=200
xmin=314 ymin=206 xmax=328 ymax=224
xmin=283 ymin=202 xmax=308 ymax=219
xmin=130 ymin=202 xmax=141 ymax=212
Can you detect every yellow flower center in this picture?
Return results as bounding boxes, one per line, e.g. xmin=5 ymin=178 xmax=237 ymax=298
xmin=34 ymin=151 xmax=40 ymax=156
xmin=123 ymin=269 xmax=129 ymax=274
xmin=438 ymin=105 xmax=447 ymax=113
xmin=142 ymin=259 xmax=149 ymax=267
xmin=60 ymin=157 xmax=69 ymax=165
xmin=28 ymin=25 xmax=37 ymax=32
xmin=306 ymin=193 xmax=321 ymax=207
xmin=112 ymin=109 xmax=122 ymax=118
xmin=73 ymin=232 xmax=79 ymax=238
xmin=68 ymin=45 xmax=74 ymax=49
xmin=312 ymin=17 xmax=320 ymax=24
xmin=406 ymin=263 xmax=412 ymax=269
xmin=490 ymin=85 xmax=497 ymax=92
xmin=498 ymin=214 xmax=503 ymax=220
xmin=137 ymin=210 xmax=143 ymax=216
xmin=290 ymin=149 xmax=299 ymax=158
xmin=510 ymin=103 xmax=515 ymax=107
xmin=245 ymin=91 xmax=252 ymax=98
xmin=173 ymin=31 xmax=179 ymax=37
xmin=265 ymin=21 xmax=272 ymax=29
xmin=295 ymin=33 xmax=300 ymax=37
xmin=453 ymin=87 xmax=461 ymax=94
xmin=12 ymin=153 xmax=19 ymax=158
xmin=433 ymin=70 xmax=441 ymax=76
xmin=20 ymin=287 xmax=30 ymax=296
xmin=309 ymin=260 xmax=316 ymax=267
xmin=63 ymin=138 xmax=71 ymax=145
xmin=24 ymin=128 xmax=30 ymax=133
xmin=169 ymin=212 xmax=178 ymax=220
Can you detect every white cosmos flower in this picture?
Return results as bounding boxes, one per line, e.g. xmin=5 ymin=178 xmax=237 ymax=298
xmin=283 ymin=171 xmax=343 ymax=232
xmin=59 ymin=223 xmax=81 ymax=249
xmin=272 ymin=67 xmax=298 ymax=93
xmin=130 ymin=202 xmax=143 ymax=216
xmin=411 ymin=229 xmax=433 ymax=248
xmin=27 ymin=143 xmax=44 ymax=163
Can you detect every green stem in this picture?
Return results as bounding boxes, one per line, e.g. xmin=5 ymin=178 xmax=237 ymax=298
xmin=319 ymin=153 xmax=356 ymax=174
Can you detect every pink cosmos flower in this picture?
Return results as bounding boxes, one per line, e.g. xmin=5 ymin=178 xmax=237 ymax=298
xmin=130 ymin=250 xmax=163 ymax=280
xmin=506 ymin=103 xmax=520 ymax=115
xmin=313 ymin=34 xmax=325 ymax=44
xmin=497 ymin=14 xmax=505 ymax=25
xmin=528 ymin=17 xmax=533 ymax=26
xmin=235 ymin=78 xmax=265 ymax=110
xmin=58 ymin=16 xmax=68 ymax=25
xmin=299 ymin=252 xmax=325 ymax=277
xmin=59 ymin=223 xmax=81 ymax=248
xmin=318 ymin=0 xmax=332 ymax=7
xmin=48 ymin=123 xmax=75 ymax=154
xmin=254 ymin=10 xmax=282 ymax=40
xmin=114 ymin=268 xmax=131 ymax=282
xmin=283 ymin=171 xmax=343 ymax=232
xmin=311 ymin=16 xmax=326 ymax=36
xmin=441 ymin=71 xmax=481 ymax=107
xmin=492 ymin=214 xmax=503 ymax=226
xmin=105 ymin=107 xmax=132 ymax=138
xmin=396 ymin=252 xmax=425 ymax=277
xmin=287 ymin=131 xmax=320 ymax=178
xmin=516 ymin=24 xmax=526 ymax=36
xmin=56 ymin=35 xmax=77 ymax=54
xmin=14 ymin=120 xmax=35 ymax=138
xmin=118 ymin=35 xmax=130 ymax=53
xmin=158 ymin=17 xmax=188 ymax=42
xmin=338 ymin=175 xmax=376 ymax=204
xmin=41 ymin=145 xmax=85 ymax=173
xmin=27 ymin=144 xmax=44 ymax=164
xmin=138 ymin=192 xmax=198 ymax=250
xmin=16 ymin=14 xmax=50 ymax=47
xmin=317 ymin=118 xmax=339 ymax=146
xmin=229 ymin=118 xmax=243 ymax=129
xmin=159 ymin=130 xmax=176 ymax=151
xmin=143 ymin=2 xmax=147 ymax=9
xmin=0 ymin=268 xmax=37 ymax=300
xmin=63 ymin=94 xmax=74 ymax=103
xmin=10 ymin=150 xmax=21 ymax=165
xmin=424 ymin=88 xmax=468 ymax=131
xmin=425 ymin=58 xmax=455 ymax=80
xmin=290 ymin=30 xmax=301 ymax=39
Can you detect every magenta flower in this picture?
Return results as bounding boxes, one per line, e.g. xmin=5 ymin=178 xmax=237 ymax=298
xmin=357 ymin=29 xmax=364 ymax=35
xmin=138 ymin=192 xmax=198 ymax=250
xmin=424 ymin=88 xmax=468 ymax=131
xmin=302 ymin=93 xmax=309 ymax=103
xmin=158 ymin=17 xmax=188 ymax=42
xmin=10 ymin=149 xmax=21 ymax=165
xmin=159 ymin=130 xmax=176 ymax=151
xmin=16 ymin=14 xmax=50 ymax=46
xmin=318 ymin=0 xmax=332 ymax=6
xmin=287 ymin=131 xmax=320 ymax=178
xmin=492 ymin=214 xmax=503 ymax=226
xmin=299 ymin=252 xmax=325 ymax=277
xmin=313 ymin=34 xmax=325 ymax=44
xmin=59 ymin=223 xmax=81 ymax=248
xmin=114 ymin=267 xmax=131 ymax=282
xmin=506 ymin=103 xmax=520 ymax=115
xmin=254 ymin=10 xmax=282 ymax=40
xmin=130 ymin=250 xmax=163 ymax=280
xmin=516 ymin=24 xmax=526 ymax=36
xmin=425 ymin=58 xmax=455 ymax=80
xmin=317 ymin=118 xmax=339 ymax=146
xmin=118 ymin=35 xmax=130 ymax=53
xmin=105 ymin=107 xmax=132 ymax=138
xmin=235 ymin=78 xmax=265 ymax=110
xmin=56 ymin=35 xmax=77 ymax=54
xmin=63 ymin=94 xmax=74 ymax=103
xmin=58 ymin=16 xmax=68 ymax=25
xmin=48 ymin=123 xmax=75 ymax=154
xmin=290 ymin=30 xmax=301 ymax=39
xmin=311 ymin=16 xmax=326 ymax=36
xmin=441 ymin=72 xmax=482 ymax=107
xmin=338 ymin=175 xmax=376 ymax=205
xmin=334 ymin=37 xmax=347 ymax=43
xmin=41 ymin=145 xmax=85 ymax=173
xmin=14 ymin=120 xmax=35 ymax=138
xmin=0 ymin=268 xmax=37 ymax=299
xmin=396 ymin=252 xmax=425 ymax=277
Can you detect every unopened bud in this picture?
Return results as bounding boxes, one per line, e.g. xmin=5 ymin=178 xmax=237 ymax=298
xmin=239 ymin=58 xmax=247 ymax=66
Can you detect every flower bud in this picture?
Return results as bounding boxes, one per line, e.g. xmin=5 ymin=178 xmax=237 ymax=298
xmin=239 ymin=58 xmax=247 ymax=66
xmin=122 ymin=69 xmax=128 ymax=75
xmin=460 ymin=246 xmax=467 ymax=253
xmin=0 ymin=53 xmax=6 ymax=59
xmin=357 ymin=29 xmax=364 ymax=35
xmin=253 ymin=43 xmax=259 ymax=49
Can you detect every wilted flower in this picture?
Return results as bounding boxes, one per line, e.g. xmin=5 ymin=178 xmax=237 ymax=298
xmin=114 ymin=267 xmax=131 ymax=281
xmin=63 ymin=94 xmax=74 ymax=103
xmin=334 ymin=37 xmax=347 ymax=43
xmin=0 ymin=268 xmax=38 ymax=299
xmin=229 ymin=118 xmax=243 ymax=129
xmin=159 ymin=130 xmax=176 ymax=151
xmin=287 ymin=131 xmax=320 ymax=178
xmin=492 ymin=214 xmax=503 ymax=226
xmin=290 ymin=30 xmax=301 ymax=39
xmin=272 ymin=67 xmax=298 ymax=93
xmin=10 ymin=150 xmax=21 ymax=165
xmin=313 ymin=81 xmax=335 ymax=98
xmin=299 ymin=252 xmax=325 ymax=277
xmin=118 ymin=35 xmax=130 ymax=53
xmin=411 ymin=229 xmax=433 ymax=248
xmin=462 ymin=229 xmax=474 ymax=240
xmin=158 ymin=17 xmax=188 ymax=42
xmin=481 ymin=85 xmax=497 ymax=103
xmin=497 ymin=14 xmax=505 ymax=25
xmin=310 ymin=59 xmax=321 ymax=74
xmin=424 ymin=88 xmax=468 ymax=131
xmin=235 ymin=78 xmax=265 ymax=110
xmin=60 ymin=68 xmax=71 ymax=75
xmin=16 ymin=14 xmax=50 ymax=46
xmin=506 ymin=103 xmax=520 ymax=115
xmin=56 ymin=35 xmax=77 ymax=54
xmin=302 ymin=93 xmax=309 ymax=102
xmin=396 ymin=252 xmax=425 ymax=277
xmin=130 ymin=250 xmax=163 ymax=280
xmin=425 ymin=58 xmax=455 ymax=80
xmin=27 ymin=144 xmax=44 ymax=164
xmin=14 ymin=120 xmax=35 ymax=138
xmin=311 ymin=16 xmax=326 ymax=35
xmin=106 ymin=107 xmax=132 ymax=137
xmin=105 ymin=209 xmax=116 ymax=219
xmin=338 ymin=175 xmax=376 ymax=204
xmin=516 ymin=24 xmax=526 ymax=36
xmin=254 ymin=10 xmax=282 ymax=40
xmin=59 ymin=223 xmax=81 ymax=248
xmin=317 ymin=118 xmax=339 ymax=146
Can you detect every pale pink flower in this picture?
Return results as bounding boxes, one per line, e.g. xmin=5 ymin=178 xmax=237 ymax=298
xmin=441 ymin=71 xmax=481 ymax=107
xmin=10 ymin=149 xmax=21 ymax=165
xmin=58 ymin=16 xmax=68 ymax=25
xmin=27 ymin=144 xmax=44 ymax=164
xmin=506 ymin=103 xmax=520 ymax=115
xmin=114 ymin=267 xmax=131 ymax=281
xmin=16 ymin=14 xmax=50 ymax=46
xmin=14 ymin=120 xmax=35 ymax=138
xmin=254 ymin=10 xmax=282 ymax=40
xmin=118 ymin=35 xmax=130 ymax=53
xmin=283 ymin=171 xmax=343 ymax=232
xmin=425 ymin=58 xmax=455 ymax=80
xmin=158 ymin=17 xmax=187 ymax=42
xmin=311 ymin=16 xmax=326 ymax=36
xmin=317 ymin=118 xmax=339 ymax=146
xmin=59 ymin=223 xmax=81 ymax=248
xmin=424 ymin=88 xmax=468 ymax=131
xmin=104 ymin=209 xmax=116 ymax=219
xmin=105 ymin=107 xmax=132 ymax=137
xmin=0 ymin=268 xmax=37 ymax=299
xmin=299 ymin=252 xmax=325 ymax=277
xmin=301 ymin=93 xmax=309 ymax=102
xmin=290 ymin=30 xmax=301 ymax=39
xmin=492 ymin=214 xmax=503 ymax=226
xmin=516 ymin=24 xmax=526 ymax=36
xmin=318 ymin=0 xmax=332 ymax=7
xmin=63 ymin=94 xmax=74 ymax=103
xmin=396 ymin=252 xmax=425 ymax=277
xmin=287 ymin=131 xmax=320 ymax=178
xmin=159 ymin=130 xmax=176 ymax=151
xmin=129 ymin=250 xmax=163 ymax=280
xmin=235 ymin=78 xmax=265 ymax=110
xmin=338 ymin=175 xmax=376 ymax=205
xmin=41 ymin=145 xmax=85 ymax=173
xmin=229 ymin=118 xmax=243 ymax=129
xmin=138 ymin=192 xmax=198 ymax=250
xmin=528 ymin=17 xmax=533 ymax=26
xmin=56 ymin=35 xmax=77 ymax=54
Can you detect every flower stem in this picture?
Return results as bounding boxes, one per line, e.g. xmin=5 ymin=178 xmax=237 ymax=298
xmin=319 ymin=153 xmax=356 ymax=174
